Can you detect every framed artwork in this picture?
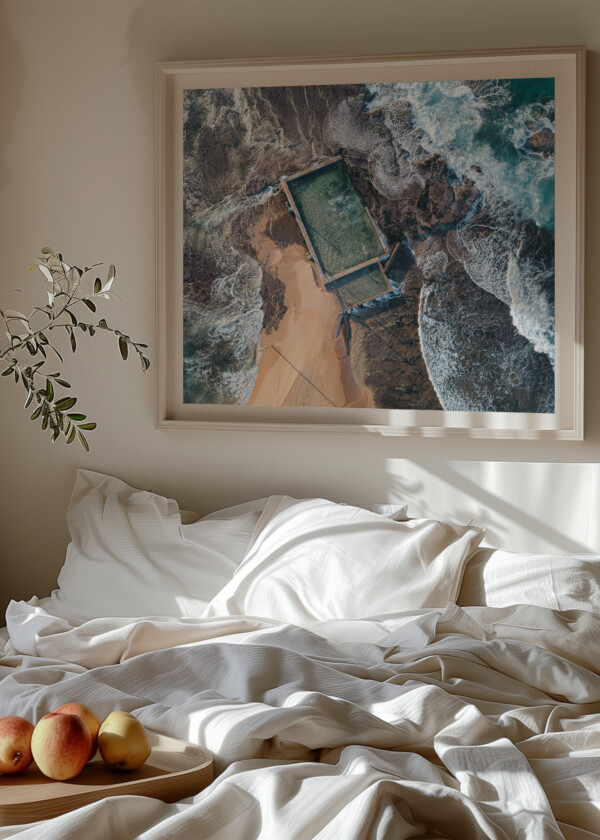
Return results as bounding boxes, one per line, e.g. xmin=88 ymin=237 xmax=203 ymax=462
xmin=156 ymin=47 xmax=585 ymax=438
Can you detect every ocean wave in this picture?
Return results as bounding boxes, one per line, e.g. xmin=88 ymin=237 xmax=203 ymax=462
xmin=448 ymin=220 xmax=514 ymax=305
xmin=324 ymin=95 xmax=425 ymax=201
xmin=507 ymin=250 xmax=555 ymax=365
xmin=183 ymin=249 xmax=264 ymax=405
xmin=190 ymin=184 xmax=280 ymax=233
xmin=365 ymin=79 xmax=555 ymax=232
xmin=417 ymin=250 xmax=449 ymax=281
xmin=508 ymin=99 xmax=555 ymax=153
xmin=446 ymin=214 xmax=554 ymax=365
xmin=183 ymin=181 xmax=280 ymax=404
xmin=367 ymin=80 xmax=482 ymax=155
xmin=419 ymin=268 xmax=555 ymax=413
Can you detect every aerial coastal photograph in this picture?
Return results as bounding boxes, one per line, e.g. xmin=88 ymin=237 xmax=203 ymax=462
xmin=182 ymin=77 xmax=555 ymax=413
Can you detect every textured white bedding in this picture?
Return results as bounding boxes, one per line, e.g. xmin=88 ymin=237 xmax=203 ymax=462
xmin=1 ymin=602 xmax=600 ymax=839
xmin=3 ymin=475 xmax=600 ymax=838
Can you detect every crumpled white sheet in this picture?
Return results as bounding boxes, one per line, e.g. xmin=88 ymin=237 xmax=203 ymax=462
xmin=1 ymin=600 xmax=600 ymax=839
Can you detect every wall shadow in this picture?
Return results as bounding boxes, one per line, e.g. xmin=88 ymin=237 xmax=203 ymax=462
xmin=384 ymin=458 xmax=600 ymax=553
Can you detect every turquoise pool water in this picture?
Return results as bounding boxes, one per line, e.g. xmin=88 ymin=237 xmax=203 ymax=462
xmin=327 ymin=263 xmax=391 ymax=310
xmin=286 ymin=159 xmax=387 ymax=278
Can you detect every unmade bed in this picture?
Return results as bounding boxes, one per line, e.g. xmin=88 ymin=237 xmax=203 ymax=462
xmin=1 ymin=470 xmax=599 ymax=839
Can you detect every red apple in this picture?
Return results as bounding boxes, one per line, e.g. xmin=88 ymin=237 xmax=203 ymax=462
xmin=31 ymin=713 xmax=92 ymax=780
xmin=0 ymin=716 xmax=35 ymax=774
xmin=52 ymin=703 xmax=101 ymax=761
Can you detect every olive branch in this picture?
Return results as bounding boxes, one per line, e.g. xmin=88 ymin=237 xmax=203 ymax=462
xmin=0 ymin=248 xmax=150 ymax=450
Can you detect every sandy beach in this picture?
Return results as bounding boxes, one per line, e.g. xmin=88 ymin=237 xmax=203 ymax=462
xmin=247 ymin=201 xmax=372 ymax=408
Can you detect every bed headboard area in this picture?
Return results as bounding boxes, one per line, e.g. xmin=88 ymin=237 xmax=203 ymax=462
xmin=381 ymin=460 xmax=600 ymax=554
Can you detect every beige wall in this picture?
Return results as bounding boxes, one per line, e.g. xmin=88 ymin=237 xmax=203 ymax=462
xmin=1 ymin=0 xmax=599 ymax=618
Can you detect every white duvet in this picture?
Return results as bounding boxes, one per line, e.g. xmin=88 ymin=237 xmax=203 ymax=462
xmin=1 ymin=601 xmax=600 ymax=839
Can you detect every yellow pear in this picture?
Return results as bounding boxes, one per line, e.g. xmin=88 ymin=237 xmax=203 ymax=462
xmin=98 ymin=711 xmax=151 ymax=771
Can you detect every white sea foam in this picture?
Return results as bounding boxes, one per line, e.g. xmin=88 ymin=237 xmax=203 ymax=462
xmin=220 ymin=365 xmax=260 ymax=405
xmin=367 ymin=81 xmax=482 ymax=155
xmin=507 ymin=254 xmax=555 ymax=366
xmin=418 ymin=279 xmax=554 ymax=413
xmin=448 ymin=224 xmax=513 ymax=305
xmin=182 ymin=177 xmax=281 ymax=405
xmin=365 ymin=81 xmax=555 ymax=232
xmin=324 ymin=95 xmax=424 ymax=201
xmin=183 ymin=242 xmax=264 ymax=404
xmin=211 ymin=252 xmax=263 ymax=306
xmin=417 ymin=251 xmax=449 ymax=281
xmin=509 ymin=100 xmax=555 ymax=152
xmin=196 ymin=184 xmax=279 ymax=231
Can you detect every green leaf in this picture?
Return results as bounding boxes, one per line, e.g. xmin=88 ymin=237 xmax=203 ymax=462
xmin=49 ymin=345 xmax=64 ymax=363
xmin=38 ymin=264 xmax=53 ymax=283
xmin=67 ymin=265 xmax=82 ymax=285
xmin=105 ymin=264 xmax=116 ymax=291
xmin=4 ymin=309 xmax=28 ymax=321
xmin=55 ymin=396 xmax=77 ymax=411
xmin=4 ymin=250 xmax=151 ymax=448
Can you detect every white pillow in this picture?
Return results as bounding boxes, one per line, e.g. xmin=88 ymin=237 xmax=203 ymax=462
xmin=46 ymin=470 xmax=263 ymax=620
xmin=204 ymin=496 xmax=484 ymax=622
xmin=457 ymin=547 xmax=600 ymax=613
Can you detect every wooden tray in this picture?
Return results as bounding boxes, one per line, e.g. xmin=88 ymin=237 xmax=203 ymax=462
xmin=0 ymin=731 xmax=213 ymax=826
